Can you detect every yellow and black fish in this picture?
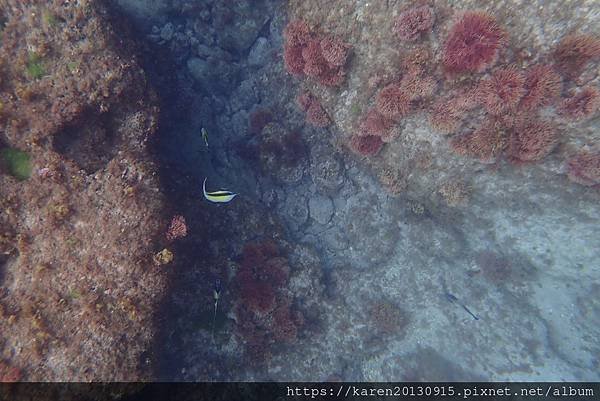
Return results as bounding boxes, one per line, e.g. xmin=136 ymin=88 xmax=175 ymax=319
xmin=203 ymin=177 xmax=237 ymax=203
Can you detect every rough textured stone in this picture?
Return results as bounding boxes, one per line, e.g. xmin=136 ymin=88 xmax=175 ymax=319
xmin=248 ymin=37 xmax=272 ymax=67
xmin=308 ymin=194 xmax=334 ymax=225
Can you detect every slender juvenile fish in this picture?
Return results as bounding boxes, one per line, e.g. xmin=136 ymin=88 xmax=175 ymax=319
xmin=211 ymin=278 xmax=221 ymax=339
xmin=203 ymin=177 xmax=237 ymax=203
xmin=446 ymin=292 xmax=480 ymax=320
xmin=201 ymin=127 xmax=209 ymax=148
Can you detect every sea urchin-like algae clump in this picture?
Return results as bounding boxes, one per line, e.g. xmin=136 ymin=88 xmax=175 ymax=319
xmin=232 ymin=241 xmax=304 ymax=359
xmin=442 ymin=11 xmax=506 ymax=74
xmin=296 ymin=91 xmax=331 ymax=127
xmin=283 ymin=20 xmax=351 ymax=87
xmin=566 ymin=151 xmax=600 ymax=186
xmin=393 ymin=5 xmax=435 ymax=42
xmin=520 ymin=64 xmax=562 ymax=111
xmin=478 ymin=67 xmax=526 ymax=116
xmin=553 ymin=33 xmax=600 ymax=79
xmin=349 ymin=134 xmax=385 ymax=157
xmin=560 ymin=86 xmax=600 ymax=120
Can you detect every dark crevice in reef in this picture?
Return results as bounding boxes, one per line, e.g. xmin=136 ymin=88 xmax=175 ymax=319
xmin=113 ymin=16 xmax=220 ymax=381
xmin=53 ymin=111 xmax=119 ymax=174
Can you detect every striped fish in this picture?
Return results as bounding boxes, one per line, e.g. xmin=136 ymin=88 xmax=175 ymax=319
xmin=203 ymin=177 xmax=237 ymax=203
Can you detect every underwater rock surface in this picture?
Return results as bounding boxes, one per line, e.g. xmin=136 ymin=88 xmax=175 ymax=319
xmin=0 ymin=0 xmax=168 ymax=381
xmin=1 ymin=0 xmax=598 ymax=383
xmin=116 ymin=0 xmax=599 ymax=382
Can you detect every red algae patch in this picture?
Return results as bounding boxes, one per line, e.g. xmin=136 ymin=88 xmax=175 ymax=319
xmin=442 ymin=11 xmax=506 ymax=74
xmin=560 ymin=86 xmax=600 ymax=120
xmin=566 ymin=151 xmax=600 ymax=186
xmin=393 ymin=5 xmax=435 ymax=42
xmin=553 ymin=33 xmax=600 ymax=79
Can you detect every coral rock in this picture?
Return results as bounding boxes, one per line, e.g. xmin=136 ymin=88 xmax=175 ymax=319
xmin=442 ymin=11 xmax=506 ymax=74
xmin=249 ymin=108 xmax=273 ymax=134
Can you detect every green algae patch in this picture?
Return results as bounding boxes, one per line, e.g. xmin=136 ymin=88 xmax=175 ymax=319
xmin=26 ymin=52 xmax=46 ymax=80
xmin=1 ymin=147 xmax=32 ymax=180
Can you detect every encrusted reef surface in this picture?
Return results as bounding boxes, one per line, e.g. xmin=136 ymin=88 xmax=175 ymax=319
xmin=2 ymin=0 xmax=598 ymax=383
xmin=0 ymin=0 xmax=168 ymax=382
xmin=108 ymin=0 xmax=600 ymax=382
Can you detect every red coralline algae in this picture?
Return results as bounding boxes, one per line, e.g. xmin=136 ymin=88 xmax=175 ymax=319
xmin=508 ymin=118 xmax=558 ymax=162
xmin=560 ymin=86 xmax=600 ymax=120
xmin=450 ymin=120 xmax=506 ymax=163
xmin=349 ymin=134 xmax=384 ymax=156
xmin=237 ymin=271 xmax=277 ymax=314
xmin=393 ymin=5 xmax=435 ymax=41
xmin=296 ymin=91 xmax=314 ymax=112
xmin=442 ymin=11 xmax=506 ymax=74
xmin=235 ymin=241 xmax=287 ymax=315
xmin=166 ymin=215 xmax=187 ymax=241
xmin=317 ymin=68 xmax=346 ymax=87
xmin=360 ymin=109 xmax=394 ymax=137
xmin=429 ymin=91 xmax=478 ymax=134
xmin=376 ymin=83 xmax=411 ymax=119
xmin=520 ymin=64 xmax=562 ymax=111
xmin=566 ymin=151 xmax=600 ymax=186
xmin=233 ymin=241 xmax=302 ymax=358
xmin=400 ymin=71 xmax=437 ymax=101
xmin=320 ymin=36 xmax=351 ymax=67
xmin=478 ymin=67 xmax=526 ymax=115
xmin=272 ymin=300 xmax=303 ymax=342
xmin=284 ymin=20 xmax=312 ymax=47
xmin=296 ymin=91 xmax=331 ymax=127
xmin=283 ymin=44 xmax=305 ymax=75
xmin=302 ymin=39 xmax=329 ymax=78
xmin=249 ymin=109 xmax=273 ymax=134
xmin=0 ymin=361 xmax=21 ymax=382
xmin=283 ymin=21 xmax=350 ymax=87
xmin=553 ymin=33 xmax=600 ymax=79
xmin=306 ymin=100 xmax=331 ymax=127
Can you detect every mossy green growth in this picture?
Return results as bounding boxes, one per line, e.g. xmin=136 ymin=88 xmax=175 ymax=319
xmin=42 ymin=9 xmax=58 ymax=27
xmin=0 ymin=147 xmax=32 ymax=180
xmin=26 ymin=52 xmax=46 ymax=80
xmin=67 ymin=61 xmax=79 ymax=73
